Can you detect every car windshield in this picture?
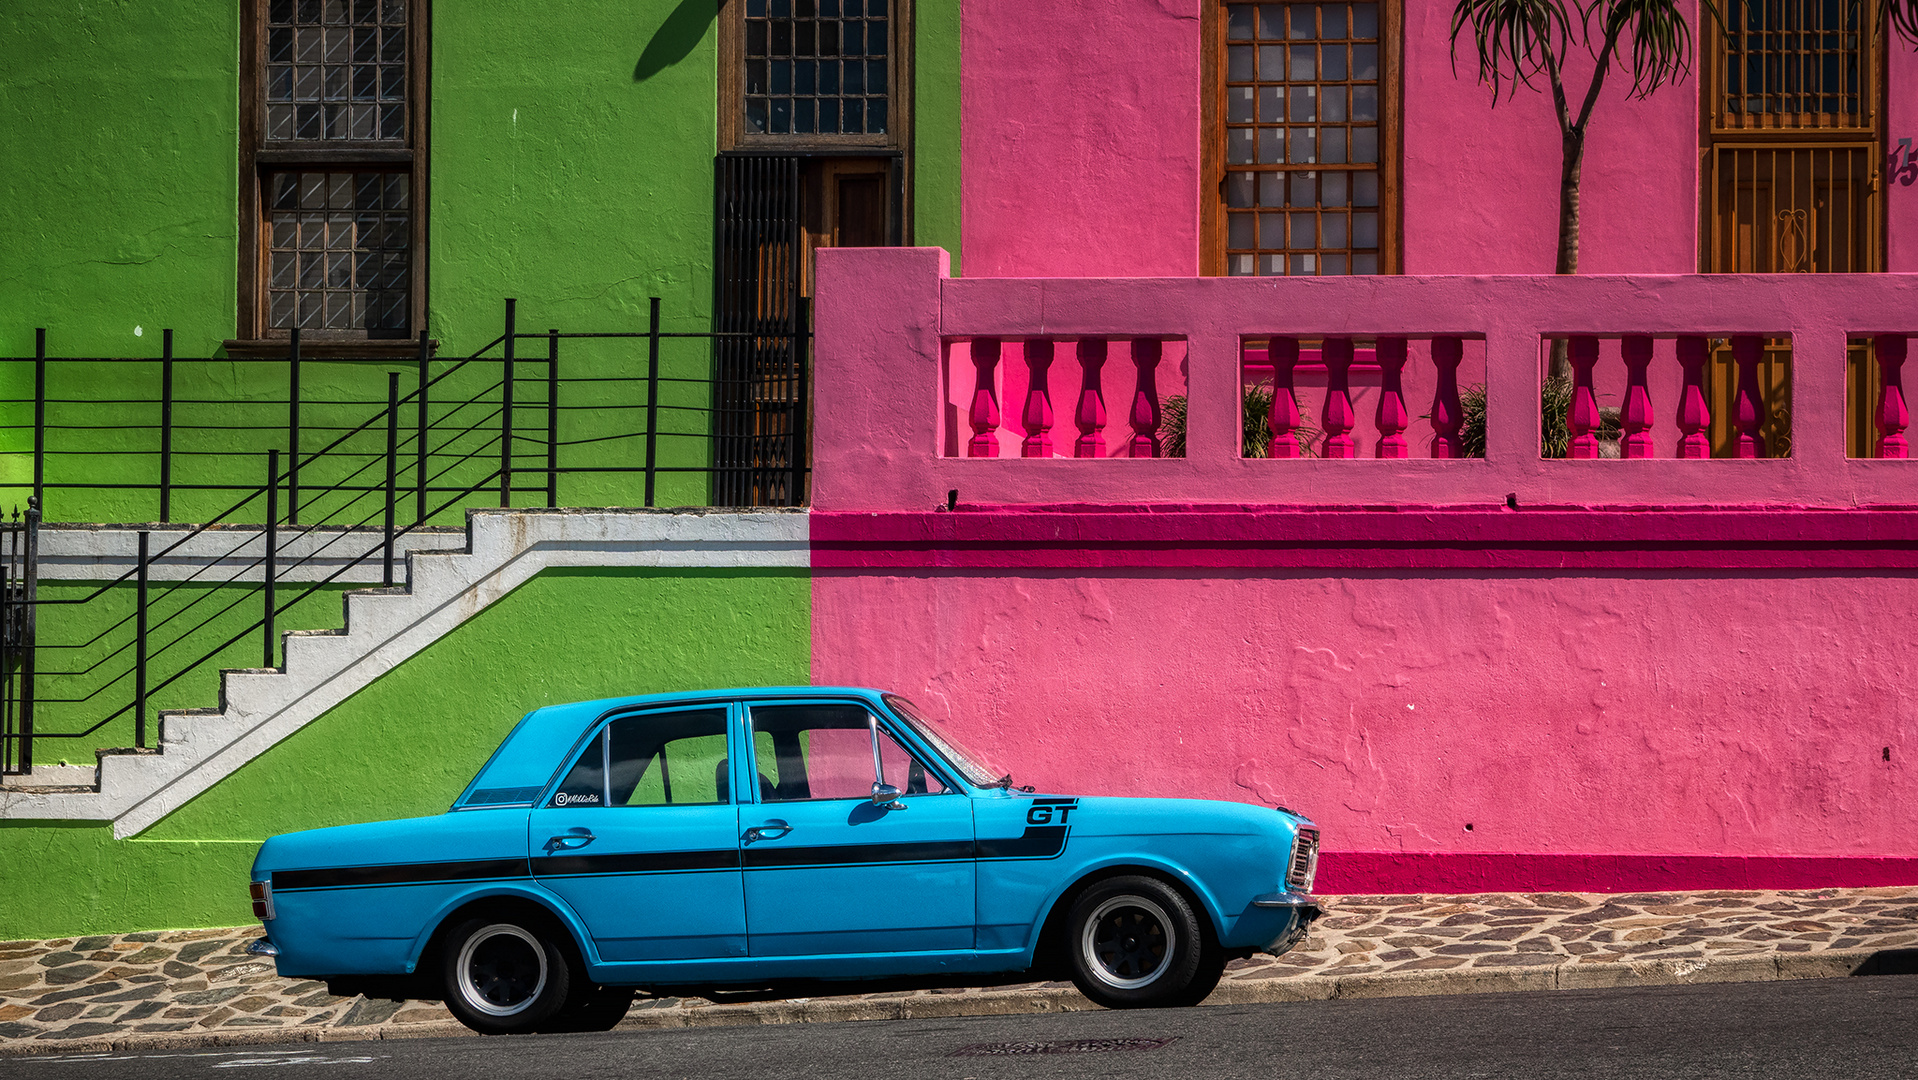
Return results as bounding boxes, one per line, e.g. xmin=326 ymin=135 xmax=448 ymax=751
xmin=883 ymin=694 xmax=1002 ymax=788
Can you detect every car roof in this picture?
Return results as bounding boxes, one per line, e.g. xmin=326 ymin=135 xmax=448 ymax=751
xmin=455 ymin=687 xmax=891 ymax=806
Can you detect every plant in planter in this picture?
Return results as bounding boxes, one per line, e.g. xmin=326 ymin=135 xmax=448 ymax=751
xmin=1457 ymin=375 xmax=1621 ymax=458
xmin=1159 ymin=386 xmax=1323 ymax=459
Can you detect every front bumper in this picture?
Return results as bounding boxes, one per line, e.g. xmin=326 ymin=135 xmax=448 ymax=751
xmin=1250 ymin=890 xmax=1323 ymax=955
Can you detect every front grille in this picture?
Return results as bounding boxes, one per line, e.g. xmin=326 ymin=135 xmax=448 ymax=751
xmin=1287 ymin=827 xmax=1319 ymax=892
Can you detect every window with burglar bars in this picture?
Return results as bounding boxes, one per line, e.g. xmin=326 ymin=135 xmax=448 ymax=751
xmin=1208 ymin=1 xmax=1400 ymax=276
xmin=239 ymin=0 xmax=427 ymax=344
xmin=721 ymin=0 xmax=910 ymax=150
xmin=1712 ymin=0 xmax=1878 ymax=132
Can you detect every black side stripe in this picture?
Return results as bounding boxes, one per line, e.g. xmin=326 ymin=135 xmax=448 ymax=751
xmin=274 ymin=857 xmax=531 ymax=891
xmin=741 ymin=839 xmax=976 ymax=869
xmin=540 ymin=849 xmax=742 ymax=876
xmin=273 ymin=827 xmax=1071 ymax=890
xmin=976 ymin=826 xmax=1069 ymax=860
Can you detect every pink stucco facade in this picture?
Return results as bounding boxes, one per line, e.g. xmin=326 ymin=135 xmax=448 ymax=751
xmin=809 ymin=247 xmax=1918 ymax=891
xmin=961 ymin=0 xmax=1913 ymax=276
xmin=850 ymin=4 xmax=1918 ymax=893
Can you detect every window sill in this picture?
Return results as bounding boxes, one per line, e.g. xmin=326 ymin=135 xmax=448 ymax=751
xmin=223 ymin=339 xmax=439 ymax=360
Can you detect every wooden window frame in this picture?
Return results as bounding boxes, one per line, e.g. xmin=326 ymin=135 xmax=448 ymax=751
xmin=1201 ymin=0 xmax=1403 ymax=276
xmin=234 ymin=0 xmax=431 ymax=353
xmin=718 ymin=1 xmax=914 ymax=156
xmin=1697 ymin=0 xmax=1888 ymax=274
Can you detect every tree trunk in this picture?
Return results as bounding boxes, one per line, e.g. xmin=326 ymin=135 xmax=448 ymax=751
xmin=1547 ymin=128 xmax=1588 ymax=381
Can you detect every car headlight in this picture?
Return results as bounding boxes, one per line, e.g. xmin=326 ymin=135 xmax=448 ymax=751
xmin=1286 ymin=828 xmax=1319 ymax=893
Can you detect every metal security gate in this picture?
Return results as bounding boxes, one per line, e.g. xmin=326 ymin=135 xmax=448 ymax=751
xmin=0 ymin=502 xmax=38 ymax=775
xmin=1702 ymin=0 xmax=1887 ymax=457
xmin=713 ymin=154 xmax=809 ymax=507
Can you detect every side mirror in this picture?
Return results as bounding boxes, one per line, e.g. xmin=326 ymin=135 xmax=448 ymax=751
xmin=871 ymin=782 xmax=907 ymax=810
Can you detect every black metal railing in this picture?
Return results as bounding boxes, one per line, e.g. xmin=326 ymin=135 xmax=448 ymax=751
xmin=0 ymin=502 xmax=38 ymax=775
xmin=0 ymin=299 xmax=810 ymax=773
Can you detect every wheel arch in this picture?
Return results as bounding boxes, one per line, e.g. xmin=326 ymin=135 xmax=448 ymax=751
xmin=403 ymin=884 xmax=593 ymax=975
xmin=1027 ymin=857 xmax=1226 ymax=969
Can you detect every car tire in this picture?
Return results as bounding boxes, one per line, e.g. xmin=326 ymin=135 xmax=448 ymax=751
xmin=441 ymin=916 xmax=574 ymax=1034
xmin=536 ymin=983 xmax=635 ymax=1033
xmin=1063 ymin=875 xmax=1211 ymax=1009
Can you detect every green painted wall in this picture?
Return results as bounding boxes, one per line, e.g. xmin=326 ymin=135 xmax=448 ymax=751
xmin=0 ymin=565 xmax=811 ymax=941
xmin=0 ymin=2 xmax=239 ymax=360
xmin=914 ymin=0 xmax=962 ymax=275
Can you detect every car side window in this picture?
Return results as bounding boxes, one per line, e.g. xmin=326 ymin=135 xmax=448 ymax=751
xmin=749 ymin=704 xmax=953 ymax=802
xmin=549 ymin=707 xmax=730 ymax=808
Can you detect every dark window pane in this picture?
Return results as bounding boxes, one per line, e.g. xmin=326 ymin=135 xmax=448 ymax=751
xmin=844 ymin=59 xmax=863 ymax=93
xmin=772 ymin=59 xmax=791 ymax=93
xmin=746 ymin=20 xmax=766 ymax=55
xmin=797 ymin=60 xmax=816 ymax=94
xmin=843 ymin=98 xmax=863 ymax=131
xmin=771 ymin=20 xmax=791 ymax=55
xmin=795 ymin=97 xmax=815 ymax=133
xmin=818 ymin=98 xmax=839 ymax=133
xmin=772 ymin=96 xmax=791 ymax=132
xmin=868 ymin=98 xmax=885 ymax=132
xmin=869 ymin=59 xmax=885 ymax=94
xmin=796 ymin=20 xmax=814 ymax=55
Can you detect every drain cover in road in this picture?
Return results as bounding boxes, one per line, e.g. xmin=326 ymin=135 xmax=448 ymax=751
xmin=951 ymin=1038 xmax=1178 ymax=1056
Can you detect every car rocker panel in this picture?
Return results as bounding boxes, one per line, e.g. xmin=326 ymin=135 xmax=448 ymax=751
xmin=250 ymin=687 xmax=1321 ymax=1032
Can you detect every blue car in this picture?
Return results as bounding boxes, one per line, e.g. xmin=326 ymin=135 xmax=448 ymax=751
xmin=248 ymin=688 xmax=1322 ymax=1033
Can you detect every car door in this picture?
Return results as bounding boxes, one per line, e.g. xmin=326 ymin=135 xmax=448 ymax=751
xmin=739 ymin=700 xmax=976 ymax=957
xmin=529 ymin=704 xmax=747 ymax=962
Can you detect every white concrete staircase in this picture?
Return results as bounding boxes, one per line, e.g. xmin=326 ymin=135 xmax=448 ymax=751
xmin=0 ymin=509 xmax=808 ymax=838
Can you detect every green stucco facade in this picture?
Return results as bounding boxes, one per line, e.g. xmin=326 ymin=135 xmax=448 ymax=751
xmin=0 ymin=565 xmax=811 ymax=941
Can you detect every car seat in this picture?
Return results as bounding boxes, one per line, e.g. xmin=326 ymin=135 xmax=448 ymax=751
xmin=714 ymin=758 xmax=776 ymax=802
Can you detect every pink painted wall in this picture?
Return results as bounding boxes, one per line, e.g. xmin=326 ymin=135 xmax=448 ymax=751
xmin=960 ymin=0 xmax=1203 ymax=277
xmin=812 ymin=567 xmax=1916 ymax=861
xmin=958 ymin=1 xmax=1918 ymax=277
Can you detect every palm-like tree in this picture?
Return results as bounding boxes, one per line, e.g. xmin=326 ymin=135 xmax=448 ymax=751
xmin=1450 ymin=0 xmax=1918 ymax=279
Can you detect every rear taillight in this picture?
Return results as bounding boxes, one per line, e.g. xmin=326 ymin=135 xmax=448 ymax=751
xmin=249 ymin=879 xmax=275 ymax=921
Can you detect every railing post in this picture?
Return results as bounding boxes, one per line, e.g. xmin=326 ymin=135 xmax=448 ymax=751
xmin=1567 ymin=336 xmax=1602 ymax=459
xmin=287 ymin=328 xmax=301 ymax=524
xmin=968 ymin=339 xmax=1002 ymax=458
xmin=33 ymin=329 xmax=45 ymax=515
xmin=1129 ymin=339 xmax=1163 ymax=459
xmin=384 ymin=372 xmax=399 ymax=587
xmin=1873 ymin=335 xmax=1908 ymax=459
xmin=1374 ymin=337 xmax=1409 ymax=459
xmin=1730 ymin=334 xmax=1768 ymax=458
xmin=501 ymin=298 xmax=516 ymax=508
xmin=264 ymin=450 xmax=278 ymax=670
xmin=546 ymin=329 xmax=560 ymax=508
xmin=1676 ymin=335 xmax=1713 ymax=458
xmin=160 ymin=329 xmax=174 ymax=522
xmin=1074 ymin=339 xmax=1108 ymax=459
xmin=1021 ymin=338 xmax=1055 ymax=458
xmin=1429 ymin=336 xmax=1465 ymax=458
xmin=1320 ymin=338 xmax=1356 ymax=458
xmin=644 ymin=296 xmax=662 ymax=508
xmin=791 ymin=297 xmax=810 ymax=506
xmin=135 ymin=530 xmax=149 ymax=749
xmin=415 ymin=331 xmax=429 ymax=525
xmin=1621 ymin=335 xmax=1656 ymax=459
xmin=1267 ymin=337 xmax=1303 ymax=458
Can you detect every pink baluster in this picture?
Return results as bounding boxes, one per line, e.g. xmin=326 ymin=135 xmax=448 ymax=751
xmin=1075 ymin=338 xmax=1108 ymax=459
xmin=1022 ymin=338 xmax=1055 ymax=458
xmin=1320 ymin=338 xmax=1356 ymax=458
xmin=1675 ymin=335 xmax=1712 ymax=459
xmin=1429 ymin=336 xmax=1465 ymax=458
xmin=1730 ymin=334 xmax=1767 ymax=458
xmin=1621 ymin=335 xmax=1655 ymax=459
xmin=1567 ymin=336 xmax=1601 ymax=459
xmin=1129 ymin=339 xmax=1163 ymax=459
xmin=1875 ymin=334 xmax=1909 ymax=459
xmin=1374 ymin=337 xmax=1409 ymax=459
xmin=967 ymin=338 xmax=1001 ymax=458
xmin=1266 ymin=337 xmax=1303 ymax=458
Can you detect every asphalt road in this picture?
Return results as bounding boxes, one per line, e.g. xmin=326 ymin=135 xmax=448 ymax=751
xmin=9 ymin=974 xmax=1917 ymax=1080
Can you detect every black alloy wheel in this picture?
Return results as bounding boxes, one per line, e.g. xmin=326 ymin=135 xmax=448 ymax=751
xmin=1063 ymin=874 xmax=1222 ymax=1008
xmin=441 ymin=916 xmax=574 ymax=1034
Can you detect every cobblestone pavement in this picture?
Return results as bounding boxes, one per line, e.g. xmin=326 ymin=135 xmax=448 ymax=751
xmin=3 ymin=887 xmax=1914 ymax=1053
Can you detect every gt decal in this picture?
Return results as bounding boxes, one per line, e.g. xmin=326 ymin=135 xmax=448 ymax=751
xmin=1026 ymin=798 xmax=1079 ymax=826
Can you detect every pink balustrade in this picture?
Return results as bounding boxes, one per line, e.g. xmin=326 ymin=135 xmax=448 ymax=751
xmin=815 ymin=247 xmax=1918 ymax=511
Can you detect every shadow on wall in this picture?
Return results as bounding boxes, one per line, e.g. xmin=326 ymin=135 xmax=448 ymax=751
xmin=635 ymin=0 xmax=720 ymax=83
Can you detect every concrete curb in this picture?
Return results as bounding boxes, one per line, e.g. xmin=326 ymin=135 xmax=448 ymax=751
xmin=2 ymin=947 xmax=1896 ymax=1057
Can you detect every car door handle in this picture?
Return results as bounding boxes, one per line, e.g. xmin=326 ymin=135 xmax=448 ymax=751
xmin=743 ymin=822 xmax=793 ymax=843
xmin=545 ymin=829 xmax=595 ymax=852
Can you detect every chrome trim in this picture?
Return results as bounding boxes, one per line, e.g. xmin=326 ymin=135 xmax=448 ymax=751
xmin=1251 ymin=890 xmax=1321 ymax=914
xmin=245 ymin=937 xmax=281 ymax=957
